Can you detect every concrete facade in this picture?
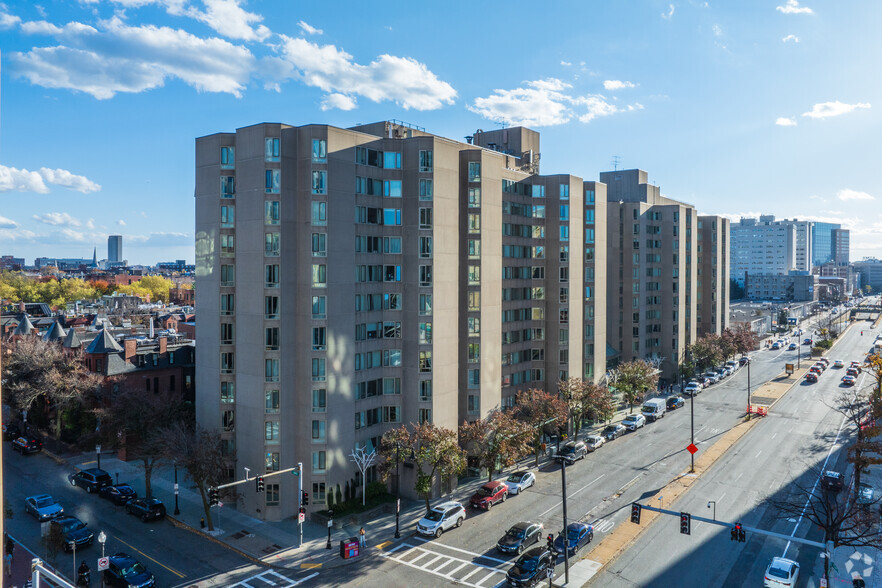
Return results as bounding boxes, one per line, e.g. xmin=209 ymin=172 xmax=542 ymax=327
xmin=730 ymin=216 xmax=797 ymax=287
xmin=743 ymin=272 xmax=818 ymax=302
xmin=698 ymin=215 xmax=730 ymax=336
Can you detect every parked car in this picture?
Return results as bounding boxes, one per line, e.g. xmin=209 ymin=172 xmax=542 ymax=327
xmin=813 ymin=362 xmax=826 ymax=372
xmin=725 ymin=360 xmax=738 ymax=370
xmin=126 ymin=498 xmax=166 ymax=521
xmin=805 ymin=372 xmax=818 ymax=383
xmin=504 ymin=471 xmax=536 ymax=496
xmin=103 ymin=552 xmax=156 ymax=588
xmin=771 ymin=342 xmax=780 ymax=350
xmin=764 ymin=557 xmax=799 ymax=588
xmin=469 ymin=481 xmax=508 ymax=510
xmin=622 ymin=414 xmax=646 ymax=431
xmin=841 ymin=375 xmax=856 ymax=386
xmin=684 ymin=382 xmax=702 ymax=396
xmin=68 ymin=468 xmax=113 ymax=493
xmin=602 ymin=424 xmax=626 ymax=440
xmin=833 ymin=359 xmax=844 ymax=368
xmin=50 ymin=515 xmax=94 ymax=552
xmin=821 ymin=470 xmax=843 ymax=492
xmin=506 ymin=546 xmax=555 ymax=587
xmin=12 ymin=436 xmax=43 ymax=454
xmin=24 ymin=494 xmax=63 ymax=521
xmin=99 ymin=484 xmax=138 ymax=506
xmin=2 ymin=423 xmax=21 ymax=441
xmin=703 ymin=372 xmax=720 ymax=384
xmin=558 ymin=441 xmax=588 ymax=464
xmin=803 ymin=338 xmax=813 ymax=345
xmin=552 ymin=522 xmax=594 ymax=555
xmin=417 ymin=501 xmax=465 ymax=537
xmin=497 ymin=521 xmax=544 ymax=555
xmin=641 ymin=398 xmax=666 ymax=422
xmin=808 ymin=366 xmax=822 ymax=376
xmin=739 ymin=356 xmax=751 ymax=366
xmin=666 ymin=396 xmax=685 ymax=410
xmin=584 ymin=435 xmax=605 ymax=451
xmin=788 ymin=343 xmax=797 ymax=351
xmin=818 ymin=358 xmax=830 ymax=366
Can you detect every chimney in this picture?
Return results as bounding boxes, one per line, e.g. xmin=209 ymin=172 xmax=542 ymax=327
xmin=159 ymin=336 xmax=168 ymax=355
xmin=124 ymin=338 xmax=137 ymax=362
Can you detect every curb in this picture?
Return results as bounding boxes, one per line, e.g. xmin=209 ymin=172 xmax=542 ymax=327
xmin=165 ymin=514 xmax=271 ymax=569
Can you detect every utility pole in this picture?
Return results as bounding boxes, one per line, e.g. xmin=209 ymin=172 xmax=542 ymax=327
xmin=556 ymin=456 xmax=570 ymax=584
xmin=297 ymin=461 xmax=303 ymax=548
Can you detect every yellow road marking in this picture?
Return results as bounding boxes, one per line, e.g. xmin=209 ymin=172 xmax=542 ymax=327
xmin=375 ymin=541 xmax=392 ymax=551
xmin=112 ymin=535 xmax=186 ymax=578
xmin=301 ymin=563 xmax=323 ymax=569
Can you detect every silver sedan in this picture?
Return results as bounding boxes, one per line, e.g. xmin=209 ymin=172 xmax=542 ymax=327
xmin=504 ymin=471 xmax=536 ymax=496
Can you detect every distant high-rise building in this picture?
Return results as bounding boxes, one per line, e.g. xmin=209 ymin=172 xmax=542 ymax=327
xmin=832 ymin=228 xmax=850 ymax=265
xmin=812 ymin=222 xmax=839 ymax=266
xmin=108 ymin=235 xmax=123 ymax=262
xmin=730 ymin=216 xmax=796 ymax=287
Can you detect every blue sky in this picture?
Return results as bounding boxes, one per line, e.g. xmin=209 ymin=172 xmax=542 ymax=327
xmin=0 ymin=0 xmax=879 ymax=265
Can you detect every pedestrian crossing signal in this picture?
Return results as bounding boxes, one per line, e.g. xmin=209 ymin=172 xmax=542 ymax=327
xmin=731 ymin=523 xmax=745 ymax=542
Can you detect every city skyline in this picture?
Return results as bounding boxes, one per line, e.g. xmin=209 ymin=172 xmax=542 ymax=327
xmin=1 ymin=0 xmax=880 ymax=265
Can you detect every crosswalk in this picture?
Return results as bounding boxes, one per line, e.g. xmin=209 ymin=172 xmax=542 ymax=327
xmin=381 ymin=538 xmax=511 ymax=588
xmin=227 ymin=569 xmax=319 ymax=587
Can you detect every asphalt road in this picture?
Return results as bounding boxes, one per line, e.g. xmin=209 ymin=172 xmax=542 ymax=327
xmin=591 ymin=319 xmax=879 ymax=587
xmin=3 ymin=445 xmax=252 ymax=586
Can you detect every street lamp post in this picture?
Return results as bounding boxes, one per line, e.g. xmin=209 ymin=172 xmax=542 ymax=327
xmin=394 ymin=443 xmax=401 ymax=539
xmin=96 ymin=444 xmax=102 ymax=471
xmin=326 ymin=510 xmax=334 ymax=550
xmin=555 ymin=456 xmax=570 ymax=585
xmin=707 ymin=501 xmax=716 ymax=521
xmin=98 ymin=531 xmax=106 ymax=587
xmin=173 ymin=461 xmax=180 ymax=515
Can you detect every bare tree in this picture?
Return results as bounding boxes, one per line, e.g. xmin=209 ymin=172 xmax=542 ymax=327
xmin=350 ymin=445 xmax=377 ymax=506
xmin=828 ymin=387 xmax=882 ymax=496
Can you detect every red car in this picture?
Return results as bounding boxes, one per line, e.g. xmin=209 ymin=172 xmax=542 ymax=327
xmin=469 ymin=481 xmax=508 ymax=510
xmin=805 ymin=372 xmax=818 ymax=383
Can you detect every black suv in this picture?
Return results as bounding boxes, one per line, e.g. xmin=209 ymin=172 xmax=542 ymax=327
xmin=69 ymin=468 xmax=113 ymax=493
xmin=506 ymin=546 xmax=555 ymax=586
xmin=558 ymin=441 xmax=588 ymax=464
xmin=50 ymin=516 xmax=94 ymax=552
xmin=126 ymin=498 xmax=166 ymax=521
xmin=821 ymin=471 xmax=844 ymax=493
xmin=103 ymin=553 xmax=155 ymax=587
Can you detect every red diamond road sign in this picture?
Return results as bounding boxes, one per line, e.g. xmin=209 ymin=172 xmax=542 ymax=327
xmin=687 ymin=443 xmax=698 ymax=454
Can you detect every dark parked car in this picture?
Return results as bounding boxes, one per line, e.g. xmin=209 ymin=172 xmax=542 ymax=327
xmin=497 ymin=521 xmax=544 ymax=555
xmin=666 ymin=396 xmax=685 ymax=410
xmin=99 ymin=484 xmax=138 ymax=506
xmin=50 ymin=515 xmax=94 ymax=552
xmin=11 ymin=436 xmax=42 ymax=454
xmin=739 ymin=356 xmax=751 ymax=365
xmin=506 ymin=546 xmax=555 ymax=586
xmin=803 ymin=338 xmax=813 ymax=345
xmin=558 ymin=441 xmax=588 ymax=464
xmin=68 ymin=468 xmax=113 ymax=493
xmin=821 ymin=471 xmax=843 ymax=492
xmin=469 ymin=481 xmax=508 ymax=510
xmin=553 ymin=522 xmax=594 ymax=555
xmin=126 ymin=498 xmax=166 ymax=521
xmin=602 ymin=424 xmax=626 ymax=441
xmin=2 ymin=423 xmax=21 ymax=441
xmin=103 ymin=552 xmax=155 ymax=588
xmin=804 ymin=372 xmax=818 ymax=383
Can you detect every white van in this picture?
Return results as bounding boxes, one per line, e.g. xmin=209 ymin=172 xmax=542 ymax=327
xmin=641 ymin=398 xmax=667 ymax=422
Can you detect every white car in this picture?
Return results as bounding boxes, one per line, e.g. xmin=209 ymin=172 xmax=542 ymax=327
xmin=585 ymin=435 xmax=605 ymax=451
xmin=504 ymin=471 xmax=536 ymax=496
xmin=417 ymin=501 xmax=466 ymax=538
xmin=622 ymin=414 xmax=646 ymax=431
xmin=764 ymin=557 xmax=799 ymax=588
xmin=684 ymin=382 xmax=702 ymax=396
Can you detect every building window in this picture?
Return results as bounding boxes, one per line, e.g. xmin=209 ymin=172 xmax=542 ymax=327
xmin=220 ymin=176 xmax=235 ymax=198
xmin=312 ymin=327 xmax=326 ymax=350
xmin=419 ymin=294 xmax=432 ymax=316
xmin=313 ymin=482 xmax=326 ymax=504
xmin=312 ymin=170 xmax=327 ymax=194
xmin=468 ymin=316 xmax=480 ymax=334
xmin=221 ymin=205 xmax=235 ymax=228
xmin=220 ymin=381 xmax=235 ymax=403
xmin=468 ymin=265 xmax=480 ymax=285
xmin=560 ymin=184 xmax=570 ymax=200
xmin=585 ymin=190 xmax=595 ymax=203
xmin=468 ymin=342 xmax=480 ymax=363
xmin=221 ymin=323 xmax=234 ymax=345
xmin=265 ymin=296 xmax=279 ymax=319
xmin=220 ymin=293 xmax=234 ymax=315
xmin=312 ymin=202 xmax=327 ymax=226
xmin=265 ymin=264 xmax=279 ymax=288
xmin=312 ymin=138 xmax=327 ymax=162
xmin=468 ymin=395 xmax=480 ymax=413
xmin=220 ymin=146 xmax=235 ymax=169
xmin=312 ymin=264 xmax=327 ymax=287
xmin=265 ymin=137 xmax=280 ymax=162
xmin=468 ymin=368 xmax=480 ymax=389
xmin=220 ymin=264 xmax=235 ymax=287
xmin=419 ymin=265 xmax=432 ymax=287
xmin=222 ymin=409 xmax=235 ymax=431
xmin=560 ymin=204 xmax=570 ymax=221
xmin=468 ymin=291 xmax=480 ymax=311
xmin=468 ymin=213 xmax=481 ymax=233
xmin=221 ymin=234 xmax=235 ymax=256
xmin=265 ymin=389 xmax=280 ymax=414
xmin=265 ymin=358 xmax=279 ymax=382
xmin=419 ymin=351 xmax=432 ymax=372
xmin=383 ymin=151 xmax=401 ymax=169
xmin=419 ymin=236 xmax=432 ymax=258
xmin=312 ymin=451 xmax=327 ymax=473
xmin=265 ymin=421 xmax=279 ymax=444
xmin=312 ymin=295 xmax=326 ymax=319
xmin=312 ymin=388 xmax=327 ymax=413
xmin=469 ymin=188 xmax=481 ymax=207
xmin=265 ymin=201 xmax=280 ymax=225
xmin=419 ymin=150 xmax=433 ymax=172
xmin=265 ymin=169 xmax=280 ymax=193
xmin=419 ymin=179 xmax=433 ymax=200
xmin=221 ymin=352 xmax=234 ymax=374
xmin=383 ymin=180 xmax=402 ymax=198
xmin=312 ymin=420 xmax=326 ymax=442
xmin=312 ymin=233 xmax=326 ymax=257
xmin=468 ymin=161 xmax=481 ymax=182
xmin=265 ymin=327 xmax=279 ymax=350
xmin=312 ymin=358 xmax=326 ymax=382
xmin=419 ymin=380 xmax=432 ymax=401
xmin=560 ymin=225 xmax=569 ymax=242
xmin=419 ymin=409 xmax=432 ymax=424
xmin=585 ymin=209 xmax=594 ymax=225
xmin=419 ymin=208 xmax=433 ymax=229
xmin=468 ymin=239 xmax=481 ymax=258
xmin=419 ymin=322 xmax=432 ymax=344
xmin=265 ymin=232 xmax=280 ymax=257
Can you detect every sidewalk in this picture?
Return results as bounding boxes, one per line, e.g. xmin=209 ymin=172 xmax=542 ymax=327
xmin=3 ymin=535 xmax=58 ymax=588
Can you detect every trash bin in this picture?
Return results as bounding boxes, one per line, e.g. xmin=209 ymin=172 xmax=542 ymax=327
xmin=340 ymin=537 xmax=360 ymax=559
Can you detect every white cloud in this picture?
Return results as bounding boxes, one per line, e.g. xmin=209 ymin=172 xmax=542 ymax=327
xmin=277 ymin=36 xmax=457 ymax=110
xmin=185 ymin=0 xmax=270 ymax=42
xmin=0 ymin=215 xmax=18 ymax=229
xmin=802 ymin=100 xmax=871 ymax=119
xmin=85 ymin=218 xmax=96 ymax=229
xmin=837 ymin=189 xmax=874 ymax=201
xmin=298 ymin=20 xmax=322 ymax=35
xmin=469 ymin=78 xmax=642 ymax=127
xmin=560 ymin=60 xmax=572 ymax=67
xmin=712 ymin=24 xmax=722 ymax=36
xmin=661 ymin=4 xmax=674 ymax=20
xmin=776 ymin=0 xmax=813 ymax=14
xmin=0 ymin=164 xmax=100 ymax=194
xmin=775 ymin=117 xmax=797 ymax=126
xmin=11 ymin=16 xmax=256 ymax=98
xmin=0 ymin=10 xmax=20 ymax=28
xmin=603 ymin=80 xmax=635 ymax=91
xmin=117 ymin=219 xmax=127 ymax=226
xmin=21 ymin=20 xmax=63 ymax=35
xmin=782 ymin=34 xmax=799 ymax=43
xmin=33 ymin=212 xmax=82 ymax=227
xmin=39 ymin=167 xmax=101 ymax=192
xmin=320 ymin=92 xmax=357 ymax=111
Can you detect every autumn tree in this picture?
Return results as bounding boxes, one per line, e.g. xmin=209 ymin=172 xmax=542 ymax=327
xmin=558 ymin=378 xmax=615 ymax=434
xmin=865 ymin=353 xmax=882 ymax=398
xmin=609 ymin=360 xmax=659 ymax=413
xmin=728 ymin=322 xmax=760 ymax=356
xmin=512 ymin=388 xmax=568 ymax=466
xmin=828 ymin=388 xmax=882 ymax=496
xmin=116 ymin=276 xmax=174 ymax=304
xmin=459 ymin=411 xmax=531 ymax=482
xmin=377 ymin=426 xmax=412 ymax=490
xmin=583 ymin=382 xmax=616 ymax=424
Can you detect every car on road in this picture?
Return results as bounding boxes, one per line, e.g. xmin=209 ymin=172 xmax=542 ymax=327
xmin=50 ymin=515 xmax=94 ymax=552
xmin=818 ymin=357 xmax=830 ymax=366
xmin=804 ymin=372 xmax=818 ymax=383
xmin=622 ymin=414 xmax=646 ymax=431
xmin=841 ymin=375 xmax=856 ymax=386
xmin=684 ymin=382 xmax=702 ymax=396
xmin=703 ymin=372 xmax=720 ymax=384
xmin=504 ymin=471 xmax=536 ymax=496
xmin=585 ymin=435 xmax=605 ymax=451
xmin=126 ymin=497 xmax=166 ymax=521
xmin=24 ymin=494 xmax=63 ymax=521
xmin=12 ymin=436 xmax=43 ymax=454
xmin=99 ymin=484 xmax=138 ymax=506
xmin=764 ymin=556 xmax=799 ymax=588
xmin=850 ymin=361 xmax=862 ymax=368
xmin=833 ymin=359 xmax=844 ymax=368
xmin=505 ymin=546 xmax=555 ymax=587
xmin=417 ymin=501 xmax=465 ymax=537
xmin=497 ymin=521 xmax=544 ymax=555
xmin=726 ymin=360 xmax=738 ymax=370
xmin=788 ymin=343 xmax=797 ymax=350
xmin=771 ymin=342 xmax=781 ymax=350
xmin=666 ymin=396 xmax=685 ymax=410
xmin=103 ymin=552 xmax=156 ymax=588
xmin=552 ymin=522 xmax=594 ymax=555
xmin=558 ymin=441 xmax=588 ymax=464
xmin=469 ymin=481 xmax=508 ymax=510
xmin=739 ymin=356 xmax=751 ymax=366
xmin=808 ymin=366 xmax=822 ymax=376
xmin=847 ymin=367 xmax=861 ymax=377
xmin=3 ymin=423 xmax=21 ymax=441
xmin=602 ymin=424 xmax=626 ymax=441
xmin=821 ymin=470 xmax=844 ymax=492
xmin=68 ymin=468 xmax=113 ymax=493
xmin=803 ymin=338 xmax=813 ymax=345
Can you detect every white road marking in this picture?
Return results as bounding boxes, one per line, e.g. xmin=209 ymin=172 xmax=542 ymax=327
xmin=228 ymin=570 xmax=318 ymax=588
xmin=755 ymin=450 xmax=763 ymax=459
xmin=382 ymin=543 xmax=511 ymax=588
xmin=538 ymin=474 xmax=605 ymax=518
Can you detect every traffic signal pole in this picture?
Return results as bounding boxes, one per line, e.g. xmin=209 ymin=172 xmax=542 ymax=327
xmin=558 ymin=457 xmax=570 ymax=585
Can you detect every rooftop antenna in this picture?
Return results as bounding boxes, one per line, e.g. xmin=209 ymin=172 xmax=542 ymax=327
xmin=611 ymin=155 xmax=621 ymax=171
xmin=497 ymin=119 xmax=508 ymax=129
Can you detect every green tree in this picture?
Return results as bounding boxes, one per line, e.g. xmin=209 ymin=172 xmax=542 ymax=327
xmin=689 ymin=334 xmax=724 ymax=372
xmin=512 ymin=388 xmax=568 ymax=467
xmin=610 ymin=360 xmax=659 ymax=413
xmin=459 ymin=411 xmax=531 ymax=482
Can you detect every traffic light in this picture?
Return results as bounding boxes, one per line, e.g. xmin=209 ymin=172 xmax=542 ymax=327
xmin=630 ymin=503 xmax=642 ymax=524
xmin=256 ymin=476 xmax=265 ymax=493
xmin=738 ymin=526 xmax=746 ymax=542
xmin=547 ymin=534 xmax=554 ymax=550
xmin=731 ymin=523 xmax=745 ymax=542
xmin=302 ymin=491 xmax=309 ymax=506
xmin=679 ymin=512 xmax=691 ymax=535
xmin=209 ymin=487 xmax=218 ymax=507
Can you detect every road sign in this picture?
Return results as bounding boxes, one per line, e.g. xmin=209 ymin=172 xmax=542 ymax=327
xmin=687 ymin=443 xmax=698 ymax=454
xmin=98 ymin=557 xmax=109 ymax=571
xmin=299 ymin=512 xmax=305 ymax=523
